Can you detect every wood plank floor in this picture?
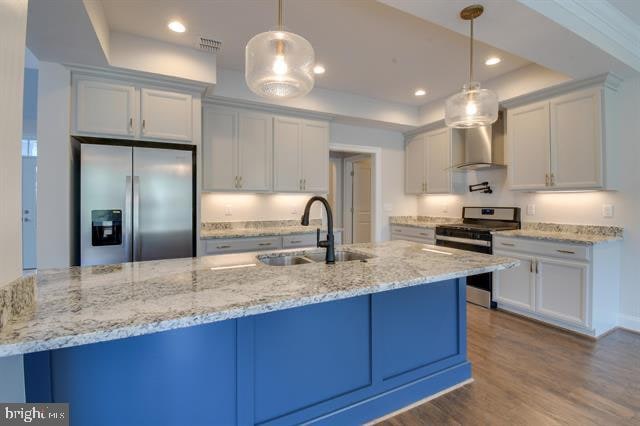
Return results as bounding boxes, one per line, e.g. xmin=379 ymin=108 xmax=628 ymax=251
xmin=380 ymin=305 xmax=640 ymax=426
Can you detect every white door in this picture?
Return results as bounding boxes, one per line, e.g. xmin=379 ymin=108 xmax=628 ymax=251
xmin=140 ymin=88 xmax=192 ymax=141
xmin=493 ymin=251 xmax=535 ymax=312
xmin=274 ymin=117 xmax=302 ymax=192
xmin=22 ymin=157 xmax=37 ymax=269
xmin=301 ymin=120 xmax=329 ymax=193
xmin=202 ymin=107 xmax=237 ymax=191
xmin=507 ymin=101 xmax=551 ymax=190
xmin=550 ymin=88 xmax=603 ymax=189
xmin=237 ymin=111 xmax=272 ymax=191
xmin=405 ymin=134 xmax=425 ymax=194
xmin=536 ymin=257 xmax=589 ymax=327
xmin=75 ymin=79 xmax=136 ymax=137
xmin=425 ymin=128 xmax=451 ymax=194
xmin=352 ymin=158 xmax=372 ymax=243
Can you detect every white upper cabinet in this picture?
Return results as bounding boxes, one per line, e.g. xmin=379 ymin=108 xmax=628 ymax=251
xmin=76 ymin=79 xmax=137 ymax=137
xmin=140 ymin=88 xmax=192 ymax=142
xmin=505 ymin=78 xmax=618 ymax=191
xmin=405 ymin=134 xmax=425 ymax=195
xmin=549 ymin=89 xmax=602 ymax=189
xmin=424 ymin=128 xmax=452 ymax=194
xmin=273 ymin=117 xmax=302 ymax=192
xmin=405 ymin=127 xmax=459 ymax=194
xmin=274 ymin=117 xmax=329 ymax=193
xmin=507 ymin=101 xmax=550 ymax=190
xmin=73 ymin=77 xmax=194 ymax=142
xmin=202 ymin=106 xmax=237 ymax=191
xmin=237 ymin=111 xmax=273 ymax=191
xmin=300 ymin=120 xmax=329 ymax=193
xmin=202 ymin=106 xmax=273 ymax=192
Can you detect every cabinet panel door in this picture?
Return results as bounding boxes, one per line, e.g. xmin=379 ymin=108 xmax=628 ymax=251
xmin=274 ymin=117 xmax=302 ymax=191
xmin=140 ymin=88 xmax=192 ymax=141
xmin=405 ymin=134 xmax=425 ymax=194
xmin=301 ymin=120 xmax=329 ymax=193
xmin=238 ymin=112 xmax=273 ymax=191
xmin=425 ymin=128 xmax=451 ymax=194
xmin=550 ymin=88 xmax=603 ymax=189
xmin=493 ymin=251 xmax=535 ymax=312
xmin=536 ymin=257 xmax=589 ymax=326
xmin=76 ymin=80 xmax=136 ymax=137
xmin=507 ymin=101 xmax=550 ymax=190
xmin=202 ymin=107 xmax=237 ymax=191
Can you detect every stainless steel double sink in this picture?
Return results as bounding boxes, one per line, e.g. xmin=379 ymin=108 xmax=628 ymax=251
xmin=258 ymin=250 xmax=372 ymax=266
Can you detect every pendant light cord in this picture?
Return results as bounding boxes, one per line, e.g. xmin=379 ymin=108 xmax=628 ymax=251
xmin=469 ymin=18 xmax=474 ymax=82
xmin=277 ymin=0 xmax=284 ymax=30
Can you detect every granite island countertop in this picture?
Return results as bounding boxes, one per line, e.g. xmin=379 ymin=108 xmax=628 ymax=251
xmin=494 ymin=222 xmax=623 ymax=245
xmin=0 ymin=241 xmax=517 ymax=357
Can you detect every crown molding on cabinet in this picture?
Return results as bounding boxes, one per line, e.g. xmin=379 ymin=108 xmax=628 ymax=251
xmin=65 ymin=64 xmax=209 ymax=96
xmin=203 ymin=96 xmax=337 ymax=122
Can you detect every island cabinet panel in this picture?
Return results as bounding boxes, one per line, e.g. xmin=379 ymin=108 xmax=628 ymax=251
xmin=250 ymin=296 xmax=371 ymax=424
xmin=24 ymin=278 xmax=471 ymax=426
xmin=374 ymin=279 xmax=462 ymax=380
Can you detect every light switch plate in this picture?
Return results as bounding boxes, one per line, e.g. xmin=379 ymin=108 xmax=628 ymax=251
xmin=224 ymin=204 xmax=232 ymax=216
xmin=526 ymin=204 xmax=536 ymax=216
xmin=383 ymin=203 xmax=393 ymax=212
xmin=602 ymin=204 xmax=614 ymax=218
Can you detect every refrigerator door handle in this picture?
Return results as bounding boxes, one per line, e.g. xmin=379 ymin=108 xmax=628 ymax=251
xmin=124 ymin=176 xmax=133 ymax=262
xmin=133 ymin=176 xmax=141 ymax=261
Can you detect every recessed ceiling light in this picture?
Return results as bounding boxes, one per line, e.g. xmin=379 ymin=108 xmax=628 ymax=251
xmin=313 ymin=64 xmax=326 ymax=75
xmin=485 ymin=56 xmax=501 ymax=66
xmin=168 ymin=20 xmax=186 ymax=33
xmin=414 ymin=89 xmax=427 ymax=97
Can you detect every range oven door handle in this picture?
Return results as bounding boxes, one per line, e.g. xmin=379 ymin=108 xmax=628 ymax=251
xmin=435 ymin=235 xmax=491 ymax=247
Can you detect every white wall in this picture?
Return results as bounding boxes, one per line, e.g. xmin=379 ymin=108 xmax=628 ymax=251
xmin=418 ymin=77 xmax=640 ymax=330
xmin=36 ymin=62 xmax=73 ymax=269
xmin=0 ymin=0 xmax=28 ymax=403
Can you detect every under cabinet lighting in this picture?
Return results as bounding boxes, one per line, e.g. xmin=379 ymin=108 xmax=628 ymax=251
xmin=168 ymin=20 xmax=186 ymax=33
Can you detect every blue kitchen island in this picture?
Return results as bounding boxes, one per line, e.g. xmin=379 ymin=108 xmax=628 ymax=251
xmin=0 ymin=241 xmax=517 ymax=425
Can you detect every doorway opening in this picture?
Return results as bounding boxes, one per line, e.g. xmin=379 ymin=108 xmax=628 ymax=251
xmin=328 ymin=147 xmax=377 ymax=244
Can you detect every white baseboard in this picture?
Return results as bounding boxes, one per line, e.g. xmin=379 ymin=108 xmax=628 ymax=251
xmin=618 ymin=314 xmax=640 ymax=333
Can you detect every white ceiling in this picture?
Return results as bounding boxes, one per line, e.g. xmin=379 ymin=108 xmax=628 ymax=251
xmin=100 ymin=0 xmax=530 ymax=106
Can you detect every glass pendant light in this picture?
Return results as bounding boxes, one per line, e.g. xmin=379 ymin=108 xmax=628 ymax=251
xmin=245 ymin=0 xmax=315 ymax=99
xmin=445 ymin=5 xmax=499 ymax=128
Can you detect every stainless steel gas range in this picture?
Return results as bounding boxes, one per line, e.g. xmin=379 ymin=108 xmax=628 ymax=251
xmin=435 ymin=207 xmax=521 ymax=308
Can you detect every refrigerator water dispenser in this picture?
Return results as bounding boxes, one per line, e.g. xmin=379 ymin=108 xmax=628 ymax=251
xmin=91 ymin=210 xmax=122 ymax=246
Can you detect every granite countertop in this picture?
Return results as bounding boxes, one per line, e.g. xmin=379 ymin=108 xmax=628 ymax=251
xmin=389 ymin=216 xmax=461 ymax=229
xmin=0 ymin=240 xmax=517 ymax=357
xmin=495 ymin=223 xmax=623 ymax=245
xmin=200 ymin=219 xmax=341 ymax=239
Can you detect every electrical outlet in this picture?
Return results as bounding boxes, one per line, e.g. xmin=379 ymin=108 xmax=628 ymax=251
xmin=383 ymin=203 xmax=393 ymax=212
xmin=442 ymin=203 xmax=449 ymax=213
xmin=290 ymin=205 xmax=299 ymax=215
xmin=526 ymin=204 xmax=536 ymax=216
xmin=224 ymin=204 xmax=232 ymax=216
xmin=602 ymin=204 xmax=614 ymax=218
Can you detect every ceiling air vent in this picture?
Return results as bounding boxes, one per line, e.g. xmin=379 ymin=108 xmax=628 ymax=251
xmin=197 ymin=36 xmax=222 ymax=53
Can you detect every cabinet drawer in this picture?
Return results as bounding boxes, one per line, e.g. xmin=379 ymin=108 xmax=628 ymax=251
xmin=283 ymin=233 xmax=317 ymax=249
xmin=494 ymin=237 xmax=590 ymax=261
xmin=391 ymin=225 xmax=435 ymax=241
xmin=205 ymin=237 xmax=282 ymax=255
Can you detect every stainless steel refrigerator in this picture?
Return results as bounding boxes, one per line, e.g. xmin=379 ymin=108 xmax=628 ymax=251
xmin=80 ymin=140 xmax=195 ymax=266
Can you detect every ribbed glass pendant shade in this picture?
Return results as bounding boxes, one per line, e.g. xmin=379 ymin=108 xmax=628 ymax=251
xmin=245 ymin=30 xmax=315 ymax=99
xmin=445 ymin=81 xmax=499 ymax=128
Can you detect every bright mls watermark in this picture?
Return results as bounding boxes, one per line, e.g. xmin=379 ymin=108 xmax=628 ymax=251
xmin=0 ymin=404 xmax=68 ymax=425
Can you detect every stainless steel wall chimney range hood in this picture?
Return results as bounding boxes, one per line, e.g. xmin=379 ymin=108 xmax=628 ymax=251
xmin=453 ymin=111 xmax=505 ymax=170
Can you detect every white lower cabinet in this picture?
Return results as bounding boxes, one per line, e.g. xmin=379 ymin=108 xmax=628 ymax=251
xmin=493 ymin=236 xmax=619 ymax=337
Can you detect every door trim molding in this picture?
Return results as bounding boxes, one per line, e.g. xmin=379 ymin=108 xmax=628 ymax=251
xmin=329 ymin=143 xmax=383 ymax=243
